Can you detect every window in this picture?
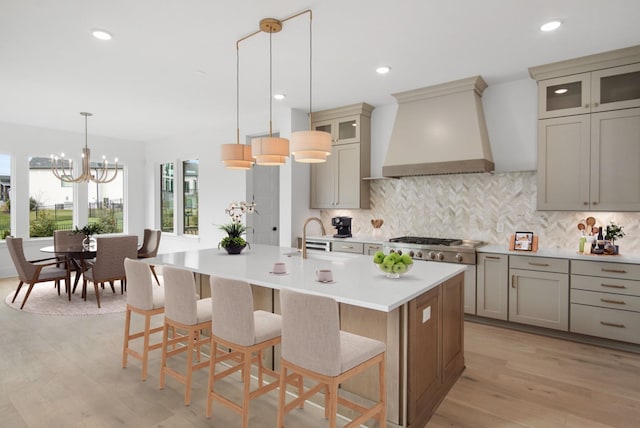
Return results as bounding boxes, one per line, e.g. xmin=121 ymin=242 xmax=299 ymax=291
xmin=0 ymin=154 xmax=10 ymax=239
xmin=29 ymin=156 xmax=73 ymax=237
xmin=160 ymin=162 xmax=174 ymax=232
xmin=88 ymin=164 xmax=124 ymax=233
xmin=183 ymin=159 xmax=198 ymax=235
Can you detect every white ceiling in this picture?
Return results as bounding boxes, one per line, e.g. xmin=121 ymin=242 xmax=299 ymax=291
xmin=1 ymin=0 xmax=639 ymax=143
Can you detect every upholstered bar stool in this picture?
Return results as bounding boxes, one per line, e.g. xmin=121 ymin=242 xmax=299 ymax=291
xmin=122 ymin=258 xmax=165 ymax=381
xmin=206 ymin=277 xmax=282 ymax=428
xmin=277 ymin=289 xmax=387 ymax=428
xmin=159 ymin=265 xmax=212 ymax=406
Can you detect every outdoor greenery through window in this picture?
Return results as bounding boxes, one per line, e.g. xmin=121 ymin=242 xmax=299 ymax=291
xmin=88 ymin=163 xmax=124 ymax=233
xmin=183 ymin=159 xmax=198 ymax=235
xmin=0 ymin=154 xmax=10 ymax=239
xmin=29 ymin=156 xmax=74 ymax=237
xmin=160 ymin=162 xmax=174 ymax=233
xmin=28 ymin=157 xmax=124 ymax=237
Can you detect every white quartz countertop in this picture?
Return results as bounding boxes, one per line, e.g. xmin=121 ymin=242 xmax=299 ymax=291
xmin=479 ymin=244 xmax=640 ymax=264
xmin=149 ymin=244 xmax=466 ymax=312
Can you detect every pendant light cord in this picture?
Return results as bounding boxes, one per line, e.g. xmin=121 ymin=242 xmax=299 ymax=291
xmin=236 ymin=44 xmax=240 ymax=145
xmin=269 ymin=30 xmax=273 ymax=137
xmin=308 ymin=10 xmax=313 ymax=129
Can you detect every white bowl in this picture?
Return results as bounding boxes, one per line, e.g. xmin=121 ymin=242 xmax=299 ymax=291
xmin=374 ymin=261 xmax=413 ymax=279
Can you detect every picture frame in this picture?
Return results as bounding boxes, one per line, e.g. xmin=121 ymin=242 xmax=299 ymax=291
xmin=514 ymin=231 xmax=534 ymax=251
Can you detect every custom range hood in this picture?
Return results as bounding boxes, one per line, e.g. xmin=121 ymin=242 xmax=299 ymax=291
xmin=382 ymin=76 xmax=494 ymax=177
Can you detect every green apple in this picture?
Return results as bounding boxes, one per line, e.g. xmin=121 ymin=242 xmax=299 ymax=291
xmin=373 ymin=251 xmax=385 ymax=264
xmin=393 ymin=262 xmax=407 ymax=273
xmin=383 ymin=255 xmax=395 ymax=266
xmin=381 ymin=263 xmax=393 ymax=273
xmin=400 ymin=254 xmax=413 ymax=265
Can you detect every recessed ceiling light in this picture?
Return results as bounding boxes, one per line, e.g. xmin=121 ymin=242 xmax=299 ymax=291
xmin=376 ymin=66 xmax=391 ymax=75
xmin=540 ymin=20 xmax=562 ymax=32
xmin=273 ymin=93 xmax=286 ymax=100
xmin=554 ymin=88 xmax=568 ymax=94
xmin=92 ymin=29 xmax=112 ymax=40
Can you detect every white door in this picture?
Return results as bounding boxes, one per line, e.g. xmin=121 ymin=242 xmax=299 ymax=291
xmin=246 ymin=149 xmax=279 ymax=246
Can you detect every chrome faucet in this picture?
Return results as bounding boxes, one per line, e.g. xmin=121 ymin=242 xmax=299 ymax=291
xmin=302 ymin=217 xmax=326 ymax=259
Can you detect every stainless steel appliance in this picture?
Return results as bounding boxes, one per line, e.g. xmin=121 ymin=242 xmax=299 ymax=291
xmin=384 ymin=236 xmax=483 ymax=265
xmin=331 ymin=216 xmax=352 ymax=238
xmin=384 ymin=236 xmax=485 ymax=315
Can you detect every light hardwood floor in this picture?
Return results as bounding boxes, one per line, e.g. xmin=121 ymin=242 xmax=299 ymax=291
xmin=1 ymin=277 xmax=639 ymax=427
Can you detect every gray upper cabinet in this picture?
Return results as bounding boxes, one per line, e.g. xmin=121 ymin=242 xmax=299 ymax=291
xmin=310 ymin=103 xmax=373 ymax=209
xmin=531 ymin=45 xmax=640 ymax=211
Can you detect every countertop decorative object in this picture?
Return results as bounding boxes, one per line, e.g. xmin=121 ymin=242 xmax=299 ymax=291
xmin=218 ymin=200 xmax=255 ymax=254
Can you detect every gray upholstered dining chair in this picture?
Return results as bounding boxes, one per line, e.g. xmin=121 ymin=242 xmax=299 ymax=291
xmin=206 ymin=277 xmax=281 ymax=427
xmin=6 ymin=236 xmax=69 ymax=310
xmin=159 ymin=265 xmax=212 ymax=406
xmin=137 ymin=228 xmax=161 ymax=284
xmin=277 ymin=289 xmax=387 ymax=428
xmin=82 ymin=235 xmax=138 ymax=308
xmin=53 ymin=230 xmax=85 ymax=299
xmin=122 ymin=258 xmax=165 ymax=381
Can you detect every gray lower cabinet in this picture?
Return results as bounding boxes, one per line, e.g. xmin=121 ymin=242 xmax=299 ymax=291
xmin=477 ymin=253 xmax=508 ymax=320
xmin=570 ymin=260 xmax=640 ymax=344
xmin=508 ymin=255 xmax=569 ymax=331
xmin=364 ymin=243 xmax=383 ymax=255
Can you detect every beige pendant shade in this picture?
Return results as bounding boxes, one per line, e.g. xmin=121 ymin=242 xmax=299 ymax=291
xmin=251 ymin=136 xmax=289 ymax=165
xmin=221 ymin=144 xmax=253 ymax=170
xmin=290 ymin=130 xmax=331 ymax=163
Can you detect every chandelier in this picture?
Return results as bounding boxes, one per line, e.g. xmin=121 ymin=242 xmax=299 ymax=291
xmin=51 ymin=112 xmax=119 ymax=183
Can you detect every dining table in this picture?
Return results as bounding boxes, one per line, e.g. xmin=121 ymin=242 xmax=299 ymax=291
xmin=40 ymin=244 xmax=97 ymax=300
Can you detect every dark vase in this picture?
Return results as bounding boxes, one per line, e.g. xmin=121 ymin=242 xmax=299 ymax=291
xmin=224 ymin=244 xmax=246 ymax=255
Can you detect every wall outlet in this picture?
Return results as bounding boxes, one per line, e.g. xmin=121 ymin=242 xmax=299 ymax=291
xmin=497 ymin=222 xmax=504 ymax=233
xmin=422 ymin=306 xmax=431 ymax=323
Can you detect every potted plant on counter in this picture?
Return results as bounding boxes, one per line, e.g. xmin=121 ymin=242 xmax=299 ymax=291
xmin=218 ymin=201 xmax=256 ymax=255
xmin=605 ymin=221 xmax=625 ymax=254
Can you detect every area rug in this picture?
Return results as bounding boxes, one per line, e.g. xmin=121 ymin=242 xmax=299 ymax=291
xmin=4 ymin=281 xmax=127 ymax=316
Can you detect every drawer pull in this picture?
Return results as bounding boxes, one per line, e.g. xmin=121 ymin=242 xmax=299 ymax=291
xmin=342 ymin=246 xmax=354 ymax=249
xmin=600 ymin=298 xmax=626 ymax=305
xmin=512 ymin=275 xmax=517 ymax=288
xmin=601 ymin=283 xmax=627 ymax=289
xmin=601 ymin=268 xmax=627 ymax=274
xmin=528 ymin=262 xmax=550 ymax=267
xmin=486 ymin=256 xmax=501 ymax=260
xmin=600 ymin=321 xmax=625 ymax=328
xmin=369 ymin=246 xmax=380 ymax=249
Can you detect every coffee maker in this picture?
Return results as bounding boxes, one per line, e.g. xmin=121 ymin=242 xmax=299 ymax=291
xmin=331 ymin=216 xmax=352 ymax=238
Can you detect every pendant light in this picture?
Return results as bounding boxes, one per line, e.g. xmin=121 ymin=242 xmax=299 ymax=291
xmin=51 ymin=112 xmax=119 ymax=183
xmin=220 ymin=43 xmax=254 ymax=170
xmin=290 ymin=10 xmax=332 ymax=163
xmin=250 ymin=18 xmax=289 ymax=166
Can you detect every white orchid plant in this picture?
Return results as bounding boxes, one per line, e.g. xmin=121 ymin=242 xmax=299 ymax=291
xmin=218 ymin=201 xmax=257 ymax=248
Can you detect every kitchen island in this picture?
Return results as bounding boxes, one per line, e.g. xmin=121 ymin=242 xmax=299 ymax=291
xmin=149 ymin=244 xmax=467 ymax=427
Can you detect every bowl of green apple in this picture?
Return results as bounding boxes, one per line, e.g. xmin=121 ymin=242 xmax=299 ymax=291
xmin=372 ymin=251 xmax=413 ymax=279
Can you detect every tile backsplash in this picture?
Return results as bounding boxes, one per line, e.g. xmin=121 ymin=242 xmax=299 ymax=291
xmin=321 ymin=171 xmax=640 ymax=254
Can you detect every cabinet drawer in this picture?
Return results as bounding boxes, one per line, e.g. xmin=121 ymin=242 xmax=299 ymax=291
xmin=571 ymin=289 xmax=640 ymax=313
xmin=364 ymin=243 xmax=383 ymax=255
xmin=509 ymin=256 xmax=568 ymax=273
xmin=571 ymin=274 xmax=640 ymax=296
xmin=572 ymin=260 xmax=640 ymax=280
xmin=331 ymin=241 xmax=364 ymax=254
xmin=570 ymin=303 xmax=640 ymax=344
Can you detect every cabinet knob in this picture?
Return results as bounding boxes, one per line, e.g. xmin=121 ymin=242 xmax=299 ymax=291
xmin=584 ymin=103 xmax=590 ymax=108
xmin=583 ymin=202 xmax=589 ymax=206
xmin=593 ymin=102 xmax=599 ymax=107
xmin=592 ymin=201 xmax=598 ymax=205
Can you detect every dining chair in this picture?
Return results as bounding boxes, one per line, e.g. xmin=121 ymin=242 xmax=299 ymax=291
xmin=53 ymin=230 xmax=85 ymax=300
xmin=159 ymin=265 xmax=212 ymax=406
xmin=6 ymin=236 xmax=69 ymax=310
xmin=122 ymin=258 xmax=165 ymax=381
xmin=137 ymin=228 xmax=161 ymax=284
xmin=82 ymin=235 xmax=138 ymax=308
xmin=206 ymin=277 xmax=281 ymax=427
xmin=277 ymin=289 xmax=387 ymax=428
